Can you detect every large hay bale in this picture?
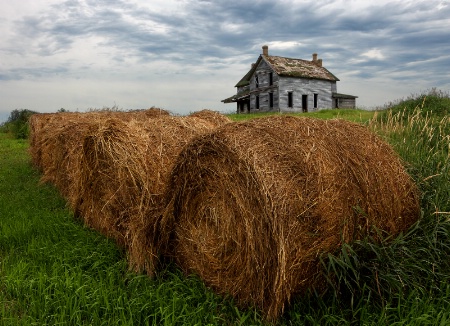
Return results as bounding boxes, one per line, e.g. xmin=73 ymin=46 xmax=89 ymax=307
xmin=157 ymin=116 xmax=420 ymax=321
xmin=29 ymin=108 xmax=170 ymax=189
xmin=76 ymin=113 xmax=231 ymax=272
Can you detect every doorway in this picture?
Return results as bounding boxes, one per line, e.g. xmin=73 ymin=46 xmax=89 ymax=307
xmin=302 ymin=95 xmax=308 ymax=112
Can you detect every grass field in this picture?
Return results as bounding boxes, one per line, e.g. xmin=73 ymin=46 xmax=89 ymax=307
xmin=227 ymin=108 xmax=376 ymax=123
xmin=1 ymin=94 xmax=449 ymax=325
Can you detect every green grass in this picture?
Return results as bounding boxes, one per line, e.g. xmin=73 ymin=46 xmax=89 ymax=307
xmin=227 ymin=108 xmax=376 ymax=123
xmin=1 ymin=95 xmax=449 ymax=325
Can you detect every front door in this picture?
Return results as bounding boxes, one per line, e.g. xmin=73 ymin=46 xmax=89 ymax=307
xmin=302 ymin=95 xmax=308 ymax=112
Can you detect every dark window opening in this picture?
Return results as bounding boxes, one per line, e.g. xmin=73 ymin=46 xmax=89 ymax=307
xmin=239 ymin=102 xmax=243 ymax=113
xmin=314 ymin=93 xmax=318 ymax=108
xmin=302 ymin=95 xmax=308 ymax=112
xmin=256 ymin=95 xmax=260 ymax=110
xmin=288 ymin=92 xmax=293 ymax=108
xmin=269 ymin=93 xmax=274 ymax=108
xmin=255 ymin=75 xmax=259 ymax=88
xmin=269 ymin=72 xmax=273 ymax=86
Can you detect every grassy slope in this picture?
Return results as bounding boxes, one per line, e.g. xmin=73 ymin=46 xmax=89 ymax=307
xmin=1 ymin=97 xmax=449 ymax=325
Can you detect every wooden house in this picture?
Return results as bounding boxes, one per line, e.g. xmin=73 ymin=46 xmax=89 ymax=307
xmin=222 ymin=45 xmax=357 ymax=113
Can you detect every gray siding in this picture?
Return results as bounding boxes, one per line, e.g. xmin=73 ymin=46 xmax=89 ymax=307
xmin=335 ymin=98 xmax=356 ymax=109
xmin=249 ymin=59 xmax=279 ymax=112
xmin=278 ymin=77 xmax=335 ymax=112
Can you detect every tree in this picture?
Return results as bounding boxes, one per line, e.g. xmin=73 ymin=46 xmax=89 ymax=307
xmin=2 ymin=109 xmax=38 ymax=139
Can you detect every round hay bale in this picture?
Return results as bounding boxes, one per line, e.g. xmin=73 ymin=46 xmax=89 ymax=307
xmin=76 ymin=118 xmax=150 ymax=247
xmin=188 ymin=109 xmax=232 ymax=126
xmin=39 ymin=115 xmax=101 ymax=201
xmin=29 ymin=113 xmax=56 ymax=170
xmin=29 ymin=109 xmax=169 ymax=185
xmin=141 ymin=107 xmax=171 ymax=117
xmin=158 ymin=116 xmax=420 ymax=321
xmin=76 ymin=114 xmax=231 ymax=273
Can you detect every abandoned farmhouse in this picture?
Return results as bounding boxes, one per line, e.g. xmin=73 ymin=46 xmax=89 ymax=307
xmin=222 ymin=45 xmax=357 ymax=113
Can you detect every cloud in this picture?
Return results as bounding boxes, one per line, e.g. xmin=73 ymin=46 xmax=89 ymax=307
xmin=361 ymin=49 xmax=386 ymax=61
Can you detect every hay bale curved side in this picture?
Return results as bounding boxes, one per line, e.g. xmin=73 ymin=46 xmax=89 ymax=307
xmin=38 ymin=115 xmax=100 ymax=202
xmin=76 ymin=118 xmax=151 ymax=247
xmin=76 ymin=114 xmax=231 ymax=274
xmin=160 ymin=116 xmax=420 ymax=321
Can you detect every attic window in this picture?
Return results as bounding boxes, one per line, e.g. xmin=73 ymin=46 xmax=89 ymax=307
xmin=255 ymin=75 xmax=259 ymax=88
xmin=269 ymin=72 xmax=273 ymax=86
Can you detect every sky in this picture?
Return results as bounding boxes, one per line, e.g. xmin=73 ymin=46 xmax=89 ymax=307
xmin=1 ymin=0 xmax=450 ymax=122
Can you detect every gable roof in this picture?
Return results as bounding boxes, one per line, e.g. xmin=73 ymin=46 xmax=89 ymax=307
xmin=264 ymin=55 xmax=339 ymax=81
xmin=235 ymin=63 xmax=257 ymax=88
xmin=235 ymin=53 xmax=339 ymax=88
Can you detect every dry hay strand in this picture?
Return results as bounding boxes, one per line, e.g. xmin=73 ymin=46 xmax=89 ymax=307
xmin=158 ymin=116 xmax=420 ymax=322
xmin=76 ymin=113 xmax=231 ymax=273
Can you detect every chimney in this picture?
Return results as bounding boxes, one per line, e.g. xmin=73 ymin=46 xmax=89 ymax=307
xmin=262 ymin=45 xmax=269 ymax=56
xmin=317 ymin=59 xmax=322 ymax=67
xmin=312 ymin=53 xmax=318 ymax=62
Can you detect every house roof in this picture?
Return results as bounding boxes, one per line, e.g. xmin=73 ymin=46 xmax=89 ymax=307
xmin=235 ymin=54 xmax=339 ymax=88
xmin=264 ymin=55 xmax=339 ymax=81
xmin=235 ymin=65 xmax=257 ymax=88
xmin=221 ymin=89 xmax=250 ymax=103
xmin=332 ymin=92 xmax=358 ymax=99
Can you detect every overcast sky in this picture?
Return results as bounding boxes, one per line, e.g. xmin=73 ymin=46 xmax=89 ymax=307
xmin=1 ymin=0 xmax=449 ymax=122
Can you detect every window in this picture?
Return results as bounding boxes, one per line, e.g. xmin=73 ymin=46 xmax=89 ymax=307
xmin=269 ymin=72 xmax=273 ymax=86
xmin=288 ymin=92 xmax=293 ymax=108
xmin=314 ymin=93 xmax=318 ymax=108
xmin=255 ymin=75 xmax=259 ymax=88
xmin=256 ymin=95 xmax=260 ymax=110
xmin=269 ymin=92 xmax=274 ymax=108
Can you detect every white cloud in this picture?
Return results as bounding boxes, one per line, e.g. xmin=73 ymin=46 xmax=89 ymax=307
xmin=361 ymin=49 xmax=386 ymax=60
xmin=268 ymin=41 xmax=303 ymax=50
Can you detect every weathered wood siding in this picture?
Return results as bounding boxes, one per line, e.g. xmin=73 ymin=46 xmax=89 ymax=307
xmin=278 ymin=77 xmax=336 ymax=112
xmin=335 ymin=98 xmax=356 ymax=109
xmin=249 ymin=59 xmax=280 ymax=112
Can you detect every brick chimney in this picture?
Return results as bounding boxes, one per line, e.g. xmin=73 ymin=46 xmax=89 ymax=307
xmin=312 ymin=53 xmax=323 ymax=67
xmin=262 ymin=45 xmax=269 ymax=56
